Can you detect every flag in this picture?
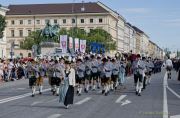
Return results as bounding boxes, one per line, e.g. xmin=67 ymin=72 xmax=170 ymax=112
xmin=75 ymin=38 xmax=79 ymax=52
xmin=60 ymin=35 xmax=68 ymax=53
xmin=80 ymin=39 xmax=86 ymax=53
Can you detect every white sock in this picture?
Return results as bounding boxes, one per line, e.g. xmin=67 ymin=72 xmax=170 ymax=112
xmin=56 ymin=87 xmax=59 ymax=95
xmin=94 ymin=85 xmax=96 ymax=90
xmin=32 ymin=86 xmax=36 ymax=95
xmin=40 ymin=86 xmax=43 ymax=93
xmin=79 ymin=87 xmax=82 ymax=94
xmin=111 ymin=83 xmax=114 ymax=89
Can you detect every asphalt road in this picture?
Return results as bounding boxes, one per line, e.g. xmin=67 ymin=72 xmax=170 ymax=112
xmin=0 ymin=69 xmax=179 ymax=118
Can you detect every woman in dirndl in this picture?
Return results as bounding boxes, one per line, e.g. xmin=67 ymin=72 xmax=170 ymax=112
xmin=59 ymin=61 xmax=76 ymax=109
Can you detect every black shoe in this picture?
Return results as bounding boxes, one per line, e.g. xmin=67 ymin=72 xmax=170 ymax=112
xmin=32 ymin=94 xmax=35 ymax=97
xmin=105 ymin=92 xmax=108 ymax=96
xmin=136 ymin=91 xmax=138 ymax=95
xmin=102 ymin=90 xmax=105 ymax=94
xmin=52 ymin=91 xmax=55 ymax=95
xmin=77 ymin=91 xmax=79 ymax=94
xmin=56 ymin=94 xmax=59 ymax=96
xmin=39 ymin=92 xmax=42 ymax=95
xmin=115 ymin=87 xmax=117 ymax=90
xmin=84 ymin=89 xmax=88 ymax=93
xmin=78 ymin=93 xmax=81 ymax=96
xmin=138 ymin=93 xmax=141 ymax=96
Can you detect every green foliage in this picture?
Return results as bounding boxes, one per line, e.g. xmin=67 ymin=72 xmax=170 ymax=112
xmin=0 ymin=15 xmax=6 ymax=38
xmin=21 ymin=27 xmax=117 ymax=51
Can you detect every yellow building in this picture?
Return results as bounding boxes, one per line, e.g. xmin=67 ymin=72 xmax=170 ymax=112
xmin=5 ymin=2 xmax=126 ymax=56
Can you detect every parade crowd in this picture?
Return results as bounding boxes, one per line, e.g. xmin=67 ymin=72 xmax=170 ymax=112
xmin=0 ymin=53 xmax=180 ymax=109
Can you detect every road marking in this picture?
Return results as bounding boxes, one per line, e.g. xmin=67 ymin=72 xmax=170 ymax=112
xmin=115 ymin=95 xmax=127 ymax=103
xmin=167 ymin=86 xmax=180 ymax=99
xmin=163 ymin=72 xmax=168 ymax=118
xmin=0 ymin=88 xmax=51 ymax=104
xmin=121 ymin=100 xmax=131 ymax=106
xmin=75 ymin=97 xmax=91 ymax=105
xmin=170 ymin=115 xmax=180 ymax=118
xmin=47 ymin=98 xmax=58 ymax=103
xmin=31 ymin=101 xmax=43 ymax=106
xmin=47 ymin=114 xmax=62 ymax=118
xmin=17 ymin=88 xmax=26 ymax=90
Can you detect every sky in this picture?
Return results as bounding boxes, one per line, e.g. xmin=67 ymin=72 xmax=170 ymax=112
xmin=1 ymin=0 xmax=180 ymax=51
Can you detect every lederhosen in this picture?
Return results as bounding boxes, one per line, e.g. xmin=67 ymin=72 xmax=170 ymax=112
xmin=36 ymin=64 xmax=44 ymax=86
xmin=111 ymin=65 xmax=119 ymax=83
xmin=76 ymin=63 xmax=85 ymax=84
xmin=91 ymin=60 xmax=98 ymax=80
xmin=28 ymin=66 xmax=37 ymax=87
xmin=85 ymin=62 xmax=91 ymax=81
xmin=100 ymin=63 xmax=106 ymax=84
xmin=51 ymin=65 xmax=61 ymax=86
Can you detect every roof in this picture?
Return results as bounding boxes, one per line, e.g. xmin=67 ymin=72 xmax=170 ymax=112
xmin=132 ymin=26 xmax=144 ymax=34
xmin=6 ymin=2 xmax=109 ymax=15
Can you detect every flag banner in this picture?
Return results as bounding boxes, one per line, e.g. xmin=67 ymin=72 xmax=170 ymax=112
xmin=60 ymin=35 xmax=68 ymax=53
xmin=69 ymin=37 xmax=73 ymax=49
xmin=80 ymin=39 xmax=86 ymax=53
xmin=75 ymin=38 xmax=79 ymax=52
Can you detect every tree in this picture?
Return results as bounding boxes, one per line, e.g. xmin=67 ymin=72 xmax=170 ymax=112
xmin=0 ymin=15 xmax=6 ymax=38
xmin=20 ymin=30 xmax=44 ymax=50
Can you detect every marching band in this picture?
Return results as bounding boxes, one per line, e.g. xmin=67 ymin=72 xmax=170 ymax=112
xmin=1 ymin=53 xmax=179 ymax=109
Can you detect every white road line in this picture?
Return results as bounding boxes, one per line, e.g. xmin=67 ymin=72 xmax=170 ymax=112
xmin=163 ymin=72 xmax=168 ymax=118
xmin=115 ymin=95 xmax=127 ymax=103
xmin=170 ymin=115 xmax=180 ymax=118
xmin=167 ymin=86 xmax=180 ymax=99
xmin=31 ymin=101 xmax=43 ymax=106
xmin=47 ymin=114 xmax=62 ymax=118
xmin=47 ymin=98 xmax=58 ymax=103
xmin=121 ymin=100 xmax=131 ymax=106
xmin=0 ymin=88 xmax=51 ymax=104
xmin=75 ymin=97 xmax=91 ymax=105
xmin=17 ymin=88 xmax=26 ymax=90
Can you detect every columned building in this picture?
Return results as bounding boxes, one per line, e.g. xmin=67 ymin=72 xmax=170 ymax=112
xmin=0 ymin=6 xmax=9 ymax=58
xmin=5 ymin=2 xmax=124 ymax=56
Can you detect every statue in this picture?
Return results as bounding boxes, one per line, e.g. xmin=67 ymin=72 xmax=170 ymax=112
xmin=41 ymin=21 xmax=60 ymax=39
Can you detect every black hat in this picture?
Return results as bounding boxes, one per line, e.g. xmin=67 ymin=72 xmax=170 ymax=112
xmin=102 ymin=58 xmax=107 ymax=62
xmin=65 ymin=60 xmax=71 ymax=64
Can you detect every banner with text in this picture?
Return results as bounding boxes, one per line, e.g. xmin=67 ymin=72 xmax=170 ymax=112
xmin=75 ymin=38 xmax=79 ymax=52
xmin=60 ymin=35 xmax=68 ymax=53
xmin=80 ymin=40 xmax=86 ymax=53
xmin=69 ymin=37 xmax=73 ymax=49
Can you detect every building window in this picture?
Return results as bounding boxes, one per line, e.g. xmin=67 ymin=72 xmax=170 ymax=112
xmin=11 ymin=20 xmax=15 ymax=25
xmin=45 ymin=19 xmax=50 ymax=24
xmin=63 ymin=19 xmax=66 ymax=24
xmin=99 ymin=18 xmax=103 ymax=23
xmin=19 ymin=20 xmax=23 ymax=25
xmin=36 ymin=20 xmax=40 ymax=24
xmin=90 ymin=19 xmax=93 ymax=23
xmin=19 ymin=30 xmax=23 ymax=37
xmin=11 ymin=30 xmax=15 ymax=37
xmin=72 ymin=18 xmax=76 ymax=23
xmin=28 ymin=20 xmax=31 ymax=25
xmin=28 ymin=30 xmax=31 ymax=35
xmin=54 ymin=19 xmax=58 ymax=24
xmin=81 ymin=19 xmax=85 ymax=23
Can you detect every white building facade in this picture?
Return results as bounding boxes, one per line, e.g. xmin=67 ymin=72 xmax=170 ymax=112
xmin=0 ymin=6 xmax=9 ymax=58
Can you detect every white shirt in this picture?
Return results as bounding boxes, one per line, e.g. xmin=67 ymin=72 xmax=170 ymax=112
xmin=165 ymin=59 xmax=173 ymax=67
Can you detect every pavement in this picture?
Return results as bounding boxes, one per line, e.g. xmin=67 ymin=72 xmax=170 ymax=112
xmin=0 ymin=69 xmax=179 ymax=118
